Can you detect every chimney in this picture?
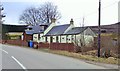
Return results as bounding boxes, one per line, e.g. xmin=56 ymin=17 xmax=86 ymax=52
xmin=70 ymin=18 xmax=74 ymax=25
xmin=51 ymin=18 xmax=56 ymax=23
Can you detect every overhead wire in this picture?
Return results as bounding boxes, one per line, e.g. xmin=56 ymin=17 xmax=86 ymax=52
xmin=73 ymin=1 xmax=119 ymax=26
xmin=74 ymin=1 xmax=119 ymax=20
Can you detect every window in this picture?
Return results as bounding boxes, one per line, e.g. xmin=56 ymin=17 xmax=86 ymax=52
xmin=45 ymin=37 xmax=47 ymax=42
xmin=50 ymin=37 xmax=53 ymax=43
xmin=34 ymin=36 xmax=37 ymax=38
xmin=29 ymin=28 xmax=32 ymax=30
xmin=53 ymin=37 xmax=54 ymax=39
xmin=66 ymin=38 xmax=68 ymax=40
xmin=38 ymin=34 xmax=40 ymax=40
xmin=56 ymin=36 xmax=59 ymax=42
xmin=72 ymin=38 xmax=74 ymax=40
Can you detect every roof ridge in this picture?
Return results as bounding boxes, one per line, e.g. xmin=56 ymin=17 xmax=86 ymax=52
xmin=55 ymin=24 xmax=70 ymax=27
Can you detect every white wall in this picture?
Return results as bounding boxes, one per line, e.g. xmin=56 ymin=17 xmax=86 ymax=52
xmin=60 ymin=35 xmax=67 ymax=43
xmin=84 ymin=35 xmax=94 ymax=47
xmin=58 ymin=36 xmax=61 ymax=43
xmin=33 ymin=34 xmax=38 ymax=42
xmin=47 ymin=37 xmax=50 ymax=43
xmin=83 ymin=28 xmax=96 ymax=37
xmin=66 ymin=35 xmax=72 ymax=43
xmin=39 ymin=33 xmax=45 ymax=43
xmin=33 ymin=33 xmax=47 ymax=43
xmin=73 ymin=28 xmax=95 ymax=47
xmin=53 ymin=36 xmax=56 ymax=43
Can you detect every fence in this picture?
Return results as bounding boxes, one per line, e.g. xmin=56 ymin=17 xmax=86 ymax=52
xmin=37 ymin=42 xmax=96 ymax=52
xmin=33 ymin=42 xmax=75 ymax=52
xmin=38 ymin=42 xmax=49 ymax=48
xmin=1 ymin=39 xmax=102 ymax=53
xmin=49 ymin=43 xmax=75 ymax=52
xmin=1 ymin=40 xmax=28 ymax=47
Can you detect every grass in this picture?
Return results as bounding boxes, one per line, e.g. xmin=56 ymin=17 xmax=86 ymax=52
xmin=7 ymin=32 xmax=23 ymax=36
xmin=101 ymin=33 xmax=119 ymax=39
xmin=38 ymin=48 xmax=119 ymax=65
xmin=6 ymin=34 xmax=21 ymax=40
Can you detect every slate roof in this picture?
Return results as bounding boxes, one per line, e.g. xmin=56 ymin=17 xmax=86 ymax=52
xmin=45 ymin=24 xmax=70 ymax=36
xmin=64 ymin=27 xmax=87 ymax=35
xmin=27 ymin=25 xmax=33 ymax=28
xmin=25 ymin=25 xmax=45 ymax=35
xmin=88 ymin=22 xmax=119 ymax=34
xmin=25 ymin=30 xmax=34 ymax=35
xmin=32 ymin=25 xmax=44 ymax=33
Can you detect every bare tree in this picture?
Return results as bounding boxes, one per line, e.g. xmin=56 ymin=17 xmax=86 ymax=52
xmin=39 ymin=2 xmax=61 ymax=23
xmin=74 ymin=17 xmax=85 ymax=53
xmin=19 ymin=2 xmax=61 ymax=25
xmin=19 ymin=7 xmax=40 ymax=25
xmin=73 ymin=35 xmax=86 ymax=53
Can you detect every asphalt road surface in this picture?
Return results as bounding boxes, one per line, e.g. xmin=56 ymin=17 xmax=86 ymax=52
xmin=0 ymin=44 xmax=106 ymax=69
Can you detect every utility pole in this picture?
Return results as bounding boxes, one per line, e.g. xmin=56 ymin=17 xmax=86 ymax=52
xmin=0 ymin=4 xmax=6 ymax=40
xmin=98 ymin=0 xmax=101 ymax=57
xmin=0 ymin=4 xmax=5 ymax=24
xmin=0 ymin=4 xmax=3 ymax=40
xmin=0 ymin=5 xmax=3 ymax=24
xmin=82 ymin=16 xmax=85 ymax=46
xmin=82 ymin=16 xmax=85 ymax=28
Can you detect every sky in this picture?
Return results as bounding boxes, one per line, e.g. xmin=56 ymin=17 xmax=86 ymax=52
xmin=1 ymin=0 xmax=120 ymax=26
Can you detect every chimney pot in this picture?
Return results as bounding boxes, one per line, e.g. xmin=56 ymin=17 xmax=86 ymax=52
xmin=51 ymin=18 xmax=56 ymax=23
xmin=70 ymin=18 xmax=74 ymax=24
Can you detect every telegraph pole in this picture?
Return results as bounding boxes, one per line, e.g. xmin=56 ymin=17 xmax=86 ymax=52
xmin=0 ymin=4 xmax=6 ymax=40
xmin=0 ymin=5 xmax=2 ymax=24
xmin=98 ymin=0 xmax=101 ymax=57
xmin=0 ymin=4 xmax=3 ymax=40
xmin=0 ymin=4 xmax=5 ymax=24
xmin=82 ymin=16 xmax=85 ymax=46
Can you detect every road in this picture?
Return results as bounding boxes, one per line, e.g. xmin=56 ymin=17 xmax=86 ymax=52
xmin=0 ymin=44 xmax=106 ymax=69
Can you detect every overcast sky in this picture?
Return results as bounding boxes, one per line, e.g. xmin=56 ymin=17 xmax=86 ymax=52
xmin=1 ymin=0 xmax=119 ymax=26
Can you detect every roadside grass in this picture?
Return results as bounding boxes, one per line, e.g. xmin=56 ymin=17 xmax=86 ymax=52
xmin=38 ymin=48 xmax=119 ymax=65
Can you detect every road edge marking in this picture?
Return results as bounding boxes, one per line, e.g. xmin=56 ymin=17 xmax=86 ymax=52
xmin=11 ymin=56 xmax=26 ymax=69
xmin=2 ymin=50 xmax=8 ymax=54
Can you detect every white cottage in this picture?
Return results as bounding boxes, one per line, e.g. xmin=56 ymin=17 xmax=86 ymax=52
xmin=33 ymin=19 xmax=56 ymax=43
xmin=63 ymin=27 xmax=96 ymax=47
xmin=32 ymin=18 xmax=96 ymax=47
xmin=44 ymin=19 xmax=74 ymax=43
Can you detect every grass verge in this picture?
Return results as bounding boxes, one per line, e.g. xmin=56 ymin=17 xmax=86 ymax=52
xmin=38 ymin=48 xmax=119 ymax=65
